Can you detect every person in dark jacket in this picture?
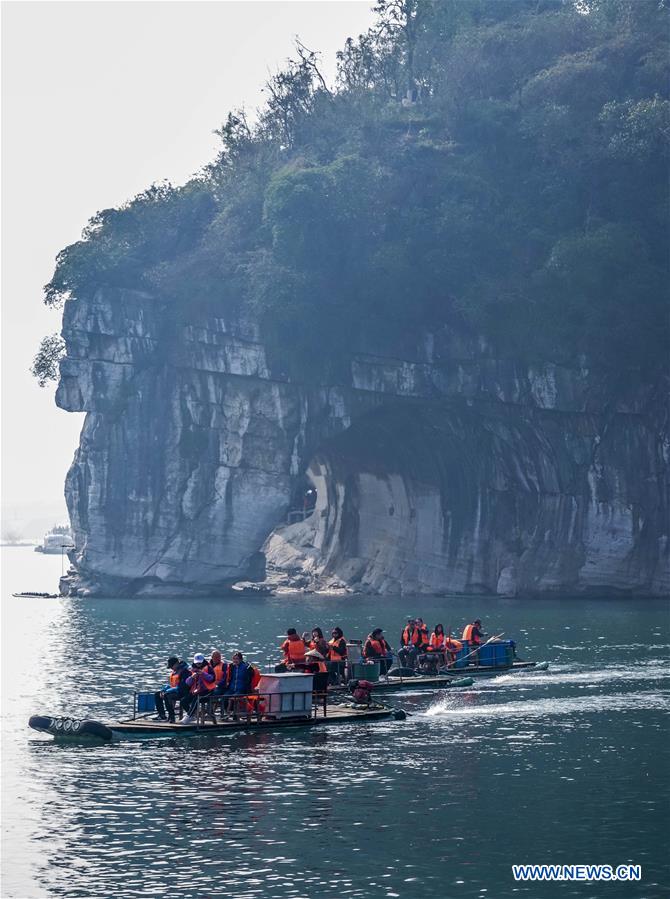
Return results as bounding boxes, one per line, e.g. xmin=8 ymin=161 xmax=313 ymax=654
xmin=363 ymin=628 xmax=393 ymax=674
xmin=154 ymin=656 xmax=190 ymax=723
xmin=223 ymin=652 xmax=255 ymax=718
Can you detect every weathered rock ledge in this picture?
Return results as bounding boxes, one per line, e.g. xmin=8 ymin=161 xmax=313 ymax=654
xmin=57 ymin=288 xmax=669 ymax=597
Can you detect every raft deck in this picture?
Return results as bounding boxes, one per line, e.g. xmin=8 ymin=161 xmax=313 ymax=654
xmin=332 ymin=660 xmax=538 ymax=693
xmin=111 ymin=704 xmax=394 ymax=737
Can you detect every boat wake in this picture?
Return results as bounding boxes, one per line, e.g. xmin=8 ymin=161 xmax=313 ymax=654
xmin=425 ymin=690 xmax=670 ymax=720
xmin=490 ymin=662 xmax=670 ymax=688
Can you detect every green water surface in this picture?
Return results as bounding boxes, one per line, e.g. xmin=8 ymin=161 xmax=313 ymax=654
xmin=2 ymin=547 xmax=668 ymax=898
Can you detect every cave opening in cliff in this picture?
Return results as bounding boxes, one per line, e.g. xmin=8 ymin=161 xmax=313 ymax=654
xmin=263 ymin=401 xmax=493 ymax=593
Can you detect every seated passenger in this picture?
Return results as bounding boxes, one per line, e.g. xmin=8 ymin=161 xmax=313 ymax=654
xmin=416 ymin=618 xmax=430 ymax=649
xmin=422 ymin=624 xmax=447 ymax=671
xmin=363 ymin=628 xmax=393 ymax=674
xmin=210 ymin=649 xmax=231 ymax=694
xmin=398 ymin=619 xmax=423 ymax=669
xmin=223 ymin=652 xmax=256 ymax=718
xmin=183 ymin=653 xmax=216 ymax=724
xmin=154 ymin=656 xmax=190 ymax=723
xmin=278 ymin=628 xmax=307 ymax=671
xmin=309 ymin=627 xmax=331 ymax=659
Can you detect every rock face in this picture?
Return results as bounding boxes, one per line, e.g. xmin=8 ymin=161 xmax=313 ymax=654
xmin=57 ymin=288 xmax=669 ymax=596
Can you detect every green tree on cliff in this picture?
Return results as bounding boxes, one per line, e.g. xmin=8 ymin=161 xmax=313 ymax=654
xmin=35 ymin=0 xmax=669 ymax=384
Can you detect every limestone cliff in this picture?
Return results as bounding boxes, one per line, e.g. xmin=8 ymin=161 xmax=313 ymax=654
xmin=57 ymin=288 xmax=669 ymax=597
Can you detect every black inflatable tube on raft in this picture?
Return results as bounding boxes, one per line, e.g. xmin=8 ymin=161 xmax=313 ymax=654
xmin=29 ymin=715 xmax=113 ymax=742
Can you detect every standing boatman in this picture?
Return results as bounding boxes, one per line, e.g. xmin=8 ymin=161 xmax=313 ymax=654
xmin=461 ymin=619 xmax=486 ymax=665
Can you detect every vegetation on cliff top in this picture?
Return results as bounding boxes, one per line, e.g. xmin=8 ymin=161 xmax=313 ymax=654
xmin=38 ymin=0 xmax=669 ymax=379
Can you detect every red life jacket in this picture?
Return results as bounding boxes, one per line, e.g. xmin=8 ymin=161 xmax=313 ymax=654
xmin=328 ymin=637 xmax=347 ymax=662
xmin=213 ymin=662 xmax=230 ymax=687
xmin=462 ymin=624 xmax=481 ymax=644
xmin=282 ymin=636 xmax=306 ymax=664
xmin=365 ymin=637 xmax=390 ymax=658
xmin=402 ymin=625 xmax=423 ymax=646
xmin=189 ymin=663 xmax=216 ymax=694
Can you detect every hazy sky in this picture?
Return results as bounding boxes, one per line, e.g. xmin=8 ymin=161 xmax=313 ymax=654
xmin=1 ymin=0 xmax=375 ymax=520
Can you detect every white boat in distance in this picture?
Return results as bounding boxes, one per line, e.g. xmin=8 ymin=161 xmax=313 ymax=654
xmin=35 ymin=530 xmax=74 ymax=554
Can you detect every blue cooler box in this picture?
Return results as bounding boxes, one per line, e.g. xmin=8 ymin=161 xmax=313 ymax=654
xmin=478 ymin=641 xmax=514 ymax=667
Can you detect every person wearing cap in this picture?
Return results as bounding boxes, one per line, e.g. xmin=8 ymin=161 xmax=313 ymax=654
xmin=182 ymin=653 xmax=216 ymax=724
xmin=363 ymin=628 xmax=393 ymax=674
xmin=153 ymin=656 xmax=190 ymax=723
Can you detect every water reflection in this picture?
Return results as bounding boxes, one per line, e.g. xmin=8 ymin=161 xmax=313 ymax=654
xmin=2 ymin=548 xmax=669 ymax=898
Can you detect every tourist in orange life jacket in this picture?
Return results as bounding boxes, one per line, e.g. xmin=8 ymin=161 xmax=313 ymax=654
xmin=428 ymin=624 xmax=446 ymax=652
xmin=153 ymin=656 xmax=190 ymax=722
xmin=398 ymin=618 xmax=423 ymax=669
xmin=461 ymin=619 xmax=486 ymax=664
xmin=443 ymin=634 xmax=464 ymax=665
xmin=277 ymin=628 xmax=307 ymax=671
xmin=416 ymin=618 xmax=430 ymax=648
xmin=209 ymin=650 xmax=231 ymax=695
xmin=182 ymin=653 xmax=216 ymax=723
xmin=424 ymin=624 xmax=447 ymax=669
xmin=363 ymin=628 xmax=393 ymax=674
xmin=328 ymin=627 xmax=347 ymax=684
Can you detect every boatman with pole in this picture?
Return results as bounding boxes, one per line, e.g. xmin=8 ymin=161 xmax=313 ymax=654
xmin=461 ymin=619 xmax=486 ymax=665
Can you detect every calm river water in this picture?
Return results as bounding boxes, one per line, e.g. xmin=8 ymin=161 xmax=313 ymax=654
xmin=1 ymin=547 xmax=668 ymax=898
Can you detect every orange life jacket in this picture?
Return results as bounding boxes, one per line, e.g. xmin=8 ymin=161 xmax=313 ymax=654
xmin=282 ymin=636 xmax=306 ymax=664
xmin=213 ymin=662 xmax=229 ymax=687
xmin=444 ymin=637 xmax=463 ymax=652
xmin=402 ymin=625 xmax=423 ymax=646
xmin=462 ymin=624 xmax=481 ymax=644
xmin=169 ymin=671 xmax=180 ymax=688
xmin=189 ymin=664 xmax=216 ymax=693
xmin=250 ymin=666 xmax=262 ymax=689
xmin=328 ymin=638 xmax=346 ymax=662
xmin=365 ymin=637 xmax=390 ymax=658
xmin=430 ymin=632 xmax=445 ymax=649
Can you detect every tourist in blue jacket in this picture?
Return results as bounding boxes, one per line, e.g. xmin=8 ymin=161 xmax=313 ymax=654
xmin=223 ymin=652 xmax=255 ymax=718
